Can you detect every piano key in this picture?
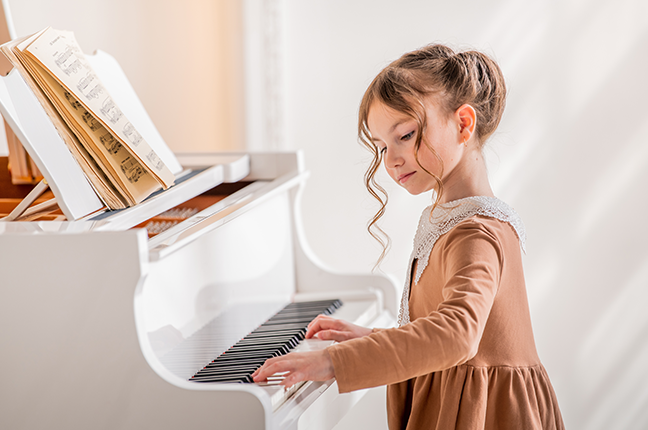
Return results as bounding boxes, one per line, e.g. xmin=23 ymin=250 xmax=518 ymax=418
xmin=250 ymin=324 xmax=309 ymax=332
xmin=234 ymin=338 xmax=300 ymax=349
xmin=204 ymin=359 xmax=267 ymax=370
xmin=196 ymin=365 xmax=261 ymax=376
xmin=191 ymin=374 xmax=253 ymax=383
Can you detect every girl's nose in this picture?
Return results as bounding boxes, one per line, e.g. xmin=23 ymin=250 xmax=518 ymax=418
xmin=383 ymin=147 xmax=402 ymax=169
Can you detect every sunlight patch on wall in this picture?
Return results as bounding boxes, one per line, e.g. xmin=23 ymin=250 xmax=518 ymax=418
xmin=575 ymin=119 xmax=648 ymax=238
xmin=525 ymin=251 xmax=561 ymax=307
xmin=566 ymin=0 xmax=648 ymax=116
xmin=581 ymin=341 xmax=648 ymax=430
xmin=575 ymin=255 xmax=648 ymax=428
xmin=478 ymin=0 xmax=548 ymax=77
xmin=488 ymin=83 xmax=551 ymax=198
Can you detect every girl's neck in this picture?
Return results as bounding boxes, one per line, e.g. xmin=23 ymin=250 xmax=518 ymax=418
xmin=438 ymin=149 xmax=493 ymax=204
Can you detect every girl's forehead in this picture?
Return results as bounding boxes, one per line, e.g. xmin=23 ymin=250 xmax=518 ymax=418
xmin=367 ymin=97 xmax=446 ymax=131
xmin=368 ymin=101 xmax=411 ymax=125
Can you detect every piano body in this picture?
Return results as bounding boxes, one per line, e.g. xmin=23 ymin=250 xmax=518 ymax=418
xmin=0 ymin=150 xmax=398 ymax=429
xmin=0 ymin=42 xmax=398 ymax=430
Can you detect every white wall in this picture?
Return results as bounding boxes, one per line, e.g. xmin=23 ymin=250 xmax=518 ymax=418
xmin=277 ymin=1 xmax=648 ymax=429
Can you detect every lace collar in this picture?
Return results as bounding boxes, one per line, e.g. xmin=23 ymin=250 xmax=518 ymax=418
xmin=397 ymin=196 xmax=526 ymax=326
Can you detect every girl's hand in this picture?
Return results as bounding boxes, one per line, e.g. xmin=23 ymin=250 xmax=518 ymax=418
xmin=252 ymin=350 xmax=334 ymax=387
xmin=305 ymin=315 xmax=372 ymax=342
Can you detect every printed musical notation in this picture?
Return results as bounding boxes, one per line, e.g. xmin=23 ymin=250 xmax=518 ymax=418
xmin=123 ymin=122 xmax=142 ymax=146
xmin=63 ymin=91 xmax=82 ymax=110
xmin=146 ymin=150 xmax=164 ymax=171
xmin=100 ymin=98 xmax=123 ymax=124
xmin=100 ymin=132 xmax=121 ymax=155
xmin=120 ymin=156 xmax=145 ymax=184
xmin=82 ymin=111 xmax=101 ymax=131
xmin=54 ymin=45 xmax=83 ymax=76
xmin=76 ymin=72 xmax=104 ymax=101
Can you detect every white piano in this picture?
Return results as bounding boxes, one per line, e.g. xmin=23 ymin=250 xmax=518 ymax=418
xmin=0 ymin=36 xmax=398 ymax=430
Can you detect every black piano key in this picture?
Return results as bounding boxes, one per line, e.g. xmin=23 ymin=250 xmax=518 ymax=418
xmin=196 ymin=365 xmax=261 ymax=376
xmin=216 ymin=353 xmax=276 ymax=362
xmin=251 ymin=323 xmax=310 ymax=331
xmin=207 ymin=352 xmax=275 ymax=362
xmin=245 ymin=329 xmax=305 ymax=339
xmin=221 ymin=348 xmax=287 ymax=358
xmin=197 ymin=364 xmax=261 ymax=374
xmin=205 ymin=360 xmax=264 ymax=370
xmin=204 ymin=362 xmax=266 ymax=374
xmin=238 ymin=332 xmax=302 ymax=340
xmin=234 ymin=338 xmax=300 ymax=349
xmin=191 ymin=373 xmax=253 ymax=383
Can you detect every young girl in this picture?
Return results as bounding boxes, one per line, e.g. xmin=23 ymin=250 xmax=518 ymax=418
xmin=253 ymin=44 xmax=564 ymax=430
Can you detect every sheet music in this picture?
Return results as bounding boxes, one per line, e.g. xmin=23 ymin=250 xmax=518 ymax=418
xmin=21 ymin=28 xmax=175 ymax=188
xmin=29 ymin=58 xmax=162 ymax=203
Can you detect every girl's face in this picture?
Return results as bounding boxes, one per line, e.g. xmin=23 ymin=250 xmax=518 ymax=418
xmin=367 ymin=98 xmax=465 ymax=196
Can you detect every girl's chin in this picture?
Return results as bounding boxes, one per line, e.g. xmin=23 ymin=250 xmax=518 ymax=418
xmin=401 ymin=184 xmax=434 ymax=196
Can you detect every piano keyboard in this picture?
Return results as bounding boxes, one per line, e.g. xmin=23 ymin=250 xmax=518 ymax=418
xmin=188 ymin=299 xmax=342 ymax=384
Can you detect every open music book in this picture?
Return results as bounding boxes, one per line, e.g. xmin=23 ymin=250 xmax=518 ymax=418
xmin=0 ymin=27 xmax=176 ymax=209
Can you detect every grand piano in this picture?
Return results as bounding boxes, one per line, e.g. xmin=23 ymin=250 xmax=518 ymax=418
xmin=0 ymin=21 xmax=398 ymax=430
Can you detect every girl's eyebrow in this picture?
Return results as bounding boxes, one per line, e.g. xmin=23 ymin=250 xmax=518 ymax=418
xmin=370 ymin=119 xmax=410 ymax=142
xmin=389 ymin=119 xmax=409 ymax=133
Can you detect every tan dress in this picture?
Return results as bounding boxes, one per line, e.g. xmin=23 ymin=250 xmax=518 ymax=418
xmin=327 ymin=198 xmax=564 ymax=430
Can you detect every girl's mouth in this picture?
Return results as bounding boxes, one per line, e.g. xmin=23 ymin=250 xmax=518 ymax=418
xmin=398 ymin=172 xmax=414 ymax=184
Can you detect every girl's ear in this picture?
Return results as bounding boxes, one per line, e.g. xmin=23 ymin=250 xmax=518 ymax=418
xmin=456 ymin=104 xmax=477 ymax=143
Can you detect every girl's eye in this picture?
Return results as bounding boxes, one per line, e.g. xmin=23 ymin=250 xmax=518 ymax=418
xmin=401 ymin=131 xmax=415 ymax=141
xmin=379 ymin=147 xmax=387 ymax=155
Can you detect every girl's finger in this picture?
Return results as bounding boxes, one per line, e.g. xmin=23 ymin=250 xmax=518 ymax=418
xmin=306 ymin=316 xmax=342 ymax=338
xmin=281 ymin=371 xmax=302 ymax=388
xmin=253 ymin=358 xmax=290 ymax=382
xmin=315 ymin=329 xmax=349 ymax=342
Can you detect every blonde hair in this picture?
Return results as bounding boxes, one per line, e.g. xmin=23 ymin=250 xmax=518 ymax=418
xmin=358 ymin=44 xmax=507 ymax=265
